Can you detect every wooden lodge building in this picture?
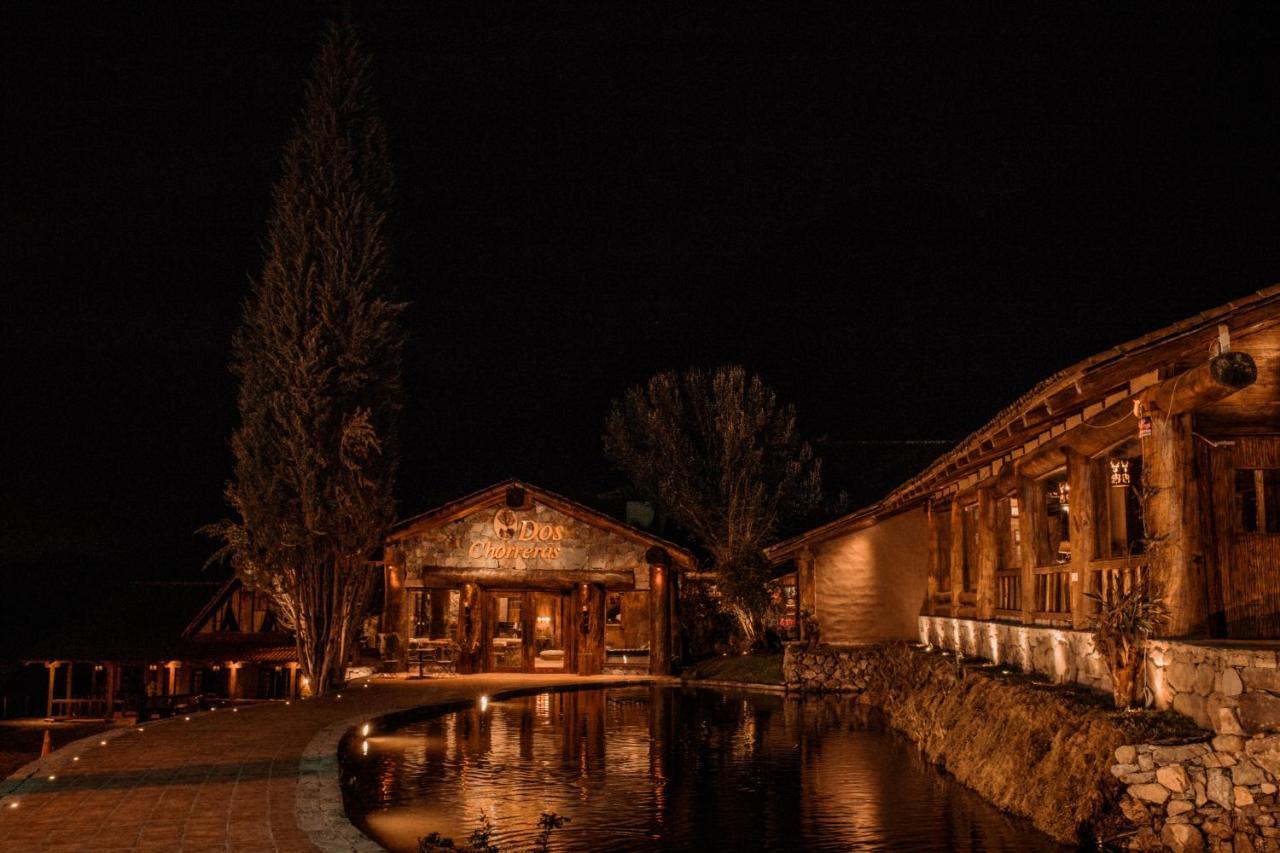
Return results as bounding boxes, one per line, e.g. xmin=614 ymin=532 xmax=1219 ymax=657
xmin=380 ymin=480 xmax=694 ymax=676
xmin=768 ymin=287 xmax=1280 ymax=661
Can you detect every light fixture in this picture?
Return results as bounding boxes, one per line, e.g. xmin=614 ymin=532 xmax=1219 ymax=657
xmin=479 ymin=695 xmax=489 ymax=712
xmin=361 ymin=723 xmax=370 ymax=737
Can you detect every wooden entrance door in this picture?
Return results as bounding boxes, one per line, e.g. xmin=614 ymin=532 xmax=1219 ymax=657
xmin=488 ymin=591 xmax=529 ymax=671
xmin=1201 ymin=436 xmax=1280 ymax=638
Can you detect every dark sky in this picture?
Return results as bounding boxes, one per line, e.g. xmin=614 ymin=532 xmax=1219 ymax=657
xmin=2 ymin=3 xmax=1279 ymax=618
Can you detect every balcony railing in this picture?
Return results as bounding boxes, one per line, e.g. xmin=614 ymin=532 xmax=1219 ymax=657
xmin=1032 ymin=565 xmax=1072 ymax=620
xmin=994 ymin=570 xmax=1021 ymax=617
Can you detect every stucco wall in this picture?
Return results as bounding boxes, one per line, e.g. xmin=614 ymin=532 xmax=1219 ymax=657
xmin=813 ymin=507 xmax=929 ymax=643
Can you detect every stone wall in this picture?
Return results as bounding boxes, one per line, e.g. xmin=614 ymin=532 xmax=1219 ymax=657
xmin=921 ymin=616 xmax=1280 ymax=736
xmin=1113 ymin=736 xmax=1280 ymax=852
xmin=782 ymin=642 xmax=887 ymax=692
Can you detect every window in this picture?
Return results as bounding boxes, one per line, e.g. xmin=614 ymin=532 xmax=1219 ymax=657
xmin=1095 ymin=441 xmax=1145 ymax=558
xmin=1236 ymin=469 xmax=1280 ymax=534
xmin=409 ymin=588 xmax=460 ymax=639
xmin=1043 ymin=471 xmax=1071 ymax=564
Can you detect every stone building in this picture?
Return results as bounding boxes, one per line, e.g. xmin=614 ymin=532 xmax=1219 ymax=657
xmin=380 ymin=480 xmax=694 ymax=676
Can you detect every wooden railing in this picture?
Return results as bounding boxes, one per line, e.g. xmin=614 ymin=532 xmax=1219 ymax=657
xmin=1089 ymin=557 xmax=1148 ymax=603
xmin=1032 ymin=565 xmax=1072 ymax=619
xmin=994 ymin=570 xmax=1021 ymax=616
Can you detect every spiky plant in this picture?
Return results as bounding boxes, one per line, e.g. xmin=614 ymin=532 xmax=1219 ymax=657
xmin=1085 ymin=578 xmax=1168 ymax=709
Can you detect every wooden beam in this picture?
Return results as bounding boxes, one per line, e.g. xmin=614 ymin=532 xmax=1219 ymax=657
xmin=1017 ymin=352 xmax=1257 ymax=481
xmin=949 ymin=501 xmax=965 ymax=612
xmin=976 ymin=488 xmax=998 ymax=620
xmin=1019 ymin=476 xmax=1046 ymax=622
xmin=415 ymin=566 xmax=636 ymax=590
xmin=1066 ymin=448 xmax=1097 ymax=630
xmin=1145 ymin=413 xmax=1208 ymax=636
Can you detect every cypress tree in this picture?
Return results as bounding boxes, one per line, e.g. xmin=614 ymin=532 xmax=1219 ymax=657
xmin=208 ymin=21 xmax=405 ymax=695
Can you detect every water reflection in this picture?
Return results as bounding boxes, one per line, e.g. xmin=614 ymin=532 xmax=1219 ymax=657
xmin=344 ymin=686 xmax=1063 ymax=852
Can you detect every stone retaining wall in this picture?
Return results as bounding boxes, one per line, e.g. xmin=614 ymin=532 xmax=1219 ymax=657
xmin=782 ymin=642 xmax=887 ymax=692
xmin=921 ymin=616 xmax=1280 ymax=736
xmin=1113 ymin=735 xmax=1280 ymax=852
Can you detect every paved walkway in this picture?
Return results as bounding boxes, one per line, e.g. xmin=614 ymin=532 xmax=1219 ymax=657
xmin=0 ymin=674 xmax=659 ymax=852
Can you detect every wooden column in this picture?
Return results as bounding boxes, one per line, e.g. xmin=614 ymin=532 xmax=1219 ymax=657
xmin=796 ymin=548 xmax=817 ymax=637
xmin=456 ymin=583 xmax=482 ymax=674
xmin=976 ymin=488 xmax=999 ymax=620
xmin=949 ymin=501 xmax=965 ymax=614
xmin=577 ymin=583 xmax=605 ymax=675
xmin=521 ymin=592 xmax=537 ymax=672
xmin=228 ymin=664 xmax=238 ymax=699
xmin=104 ymin=663 xmax=116 ymax=720
xmin=1018 ymin=476 xmax=1043 ymax=622
xmin=1144 ymin=412 xmax=1206 ymax=637
xmin=167 ymin=663 xmax=178 ymax=696
xmin=45 ymin=662 xmax=58 ymax=719
xmin=65 ymin=662 xmax=74 ymax=705
xmin=649 ymin=553 xmax=673 ymax=674
xmin=1066 ymin=448 xmax=1098 ymax=630
xmin=287 ymin=664 xmax=297 ymax=699
xmin=925 ymin=502 xmax=939 ymax=615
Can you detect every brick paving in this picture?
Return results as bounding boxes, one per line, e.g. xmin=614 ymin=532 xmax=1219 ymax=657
xmin=0 ymin=674 xmax=657 ymax=852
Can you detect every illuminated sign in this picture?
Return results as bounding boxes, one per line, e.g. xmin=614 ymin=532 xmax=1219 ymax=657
xmin=470 ymin=510 xmax=568 ymax=560
xmin=1109 ymin=458 xmax=1132 ymax=488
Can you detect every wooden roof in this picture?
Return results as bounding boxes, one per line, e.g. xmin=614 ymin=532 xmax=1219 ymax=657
xmin=768 ymin=284 xmax=1280 ymax=560
xmin=387 ymin=478 xmax=696 ymax=569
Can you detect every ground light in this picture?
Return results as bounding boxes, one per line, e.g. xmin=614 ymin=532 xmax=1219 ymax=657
xmin=361 ymin=723 xmax=370 ymax=737
xmin=479 ymin=695 xmax=489 ymax=712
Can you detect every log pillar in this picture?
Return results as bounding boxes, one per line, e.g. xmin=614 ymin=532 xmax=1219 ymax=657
xmin=1018 ymin=476 xmax=1043 ymax=622
xmin=796 ymin=548 xmax=817 ymax=638
xmin=976 ymin=488 xmax=998 ymax=620
xmin=1143 ymin=412 xmax=1206 ymax=637
xmin=577 ymin=583 xmax=606 ymax=675
xmin=228 ymin=663 xmax=239 ymax=700
xmin=1066 ymin=448 xmax=1098 ymax=630
xmin=287 ymin=664 xmax=298 ymax=699
xmin=648 ymin=548 xmax=673 ymax=674
xmin=65 ymin=662 xmax=74 ymax=705
xmin=949 ymin=501 xmax=965 ymax=614
xmin=45 ymin=662 xmax=58 ymax=719
xmin=456 ymin=583 xmax=482 ymax=674
xmin=167 ymin=662 xmax=178 ymax=696
xmin=104 ymin=663 xmax=116 ymax=720
xmin=925 ymin=503 xmax=940 ymax=616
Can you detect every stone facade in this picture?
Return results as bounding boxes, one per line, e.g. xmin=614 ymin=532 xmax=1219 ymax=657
xmin=782 ymin=642 xmax=887 ymax=692
xmin=921 ymin=616 xmax=1280 ymax=736
xmin=1113 ymin=736 xmax=1280 ymax=852
xmin=399 ymin=500 xmax=653 ymax=583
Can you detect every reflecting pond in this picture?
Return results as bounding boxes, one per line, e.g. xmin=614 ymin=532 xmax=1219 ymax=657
xmin=343 ymin=685 xmax=1064 ymax=852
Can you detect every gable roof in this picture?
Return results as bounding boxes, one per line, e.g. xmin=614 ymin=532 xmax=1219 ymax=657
xmin=768 ymin=284 xmax=1280 ymax=560
xmin=387 ymin=478 xmax=696 ymax=569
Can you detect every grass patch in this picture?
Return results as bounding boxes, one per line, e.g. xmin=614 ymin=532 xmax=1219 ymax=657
xmin=682 ymin=653 xmax=784 ymax=685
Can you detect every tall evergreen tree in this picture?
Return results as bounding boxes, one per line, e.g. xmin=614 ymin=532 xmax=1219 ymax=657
xmin=207 ymin=21 xmax=405 ymax=695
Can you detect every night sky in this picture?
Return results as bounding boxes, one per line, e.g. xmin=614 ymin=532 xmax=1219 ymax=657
xmin=3 ymin=4 xmax=1279 ymax=635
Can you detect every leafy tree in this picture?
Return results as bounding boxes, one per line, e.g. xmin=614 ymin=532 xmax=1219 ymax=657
xmin=206 ymin=21 xmax=405 ymax=696
xmin=604 ymin=365 xmax=821 ymax=645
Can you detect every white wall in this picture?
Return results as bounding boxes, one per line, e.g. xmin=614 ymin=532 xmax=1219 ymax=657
xmin=813 ymin=506 xmax=929 ymax=643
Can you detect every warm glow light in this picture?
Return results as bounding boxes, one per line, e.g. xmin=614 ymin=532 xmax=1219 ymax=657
xmin=7 ymin=802 xmax=16 ymax=809
xmin=99 ymin=740 xmax=107 ymax=746
xmin=285 ymin=700 xmax=291 ymax=705
xmin=184 ymin=716 xmax=191 ymax=721
xmin=361 ymin=739 xmax=369 ymax=756
xmin=232 ymin=708 xmax=239 ymax=713
xmin=47 ymin=775 xmax=55 ymax=781
xmin=361 ymin=723 xmax=370 ymax=737
xmin=479 ymin=695 xmax=489 ymax=712
xmin=72 ymin=757 xmax=79 ymax=762
xmin=336 ymin=693 xmax=343 ymax=699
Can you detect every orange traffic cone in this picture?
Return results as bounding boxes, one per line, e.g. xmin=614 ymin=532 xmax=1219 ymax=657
xmin=40 ymin=729 xmax=51 ymax=757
